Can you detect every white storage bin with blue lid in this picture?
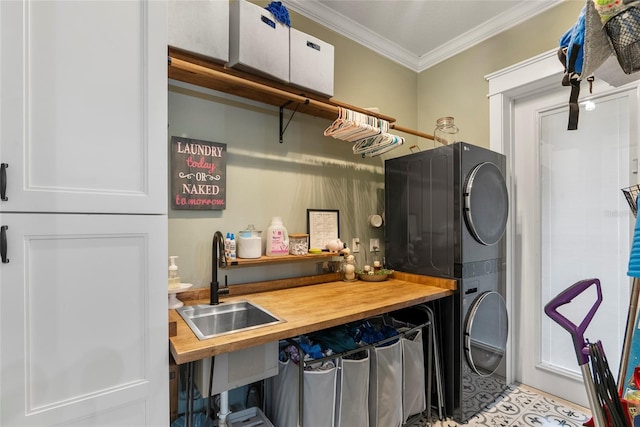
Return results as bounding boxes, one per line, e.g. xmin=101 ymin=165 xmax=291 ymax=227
xmin=168 ymin=0 xmax=229 ymax=63
xmin=290 ymin=28 xmax=334 ymax=97
xmin=228 ymin=0 xmax=290 ymax=82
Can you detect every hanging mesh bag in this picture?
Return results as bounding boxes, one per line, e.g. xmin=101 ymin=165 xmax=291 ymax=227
xmin=605 ymin=5 xmax=640 ymax=74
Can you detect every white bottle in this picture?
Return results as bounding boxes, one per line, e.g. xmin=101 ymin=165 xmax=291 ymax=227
xmin=229 ymin=234 xmax=236 ymax=259
xmin=266 ymin=217 xmax=289 ymax=256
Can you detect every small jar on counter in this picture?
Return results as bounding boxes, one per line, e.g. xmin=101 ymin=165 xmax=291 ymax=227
xmin=289 ymin=233 xmax=309 ymax=256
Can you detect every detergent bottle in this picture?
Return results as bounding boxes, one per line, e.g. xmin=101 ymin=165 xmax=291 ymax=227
xmin=266 ymin=217 xmax=289 ymax=256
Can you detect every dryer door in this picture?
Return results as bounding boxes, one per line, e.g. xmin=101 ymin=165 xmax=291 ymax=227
xmin=464 ymin=290 xmax=508 ymax=376
xmin=463 ymin=162 xmax=508 ymax=245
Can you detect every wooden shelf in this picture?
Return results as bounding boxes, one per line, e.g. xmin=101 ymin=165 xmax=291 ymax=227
xmin=224 ymin=252 xmax=340 ymax=268
xmin=168 ymin=47 xmax=435 ymax=141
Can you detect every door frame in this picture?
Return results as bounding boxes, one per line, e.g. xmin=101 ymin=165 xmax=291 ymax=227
xmin=487 ymin=50 xmax=640 ymax=388
xmin=487 ymin=49 xmax=563 ymax=385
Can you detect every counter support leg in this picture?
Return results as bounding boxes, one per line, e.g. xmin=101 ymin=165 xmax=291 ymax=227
xmin=416 ymin=304 xmax=445 ymax=421
xmin=287 ymin=339 xmax=305 ymax=427
xmin=186 ymin=361 xmax=195 ymax=427
xmin=426 ymin=317 xmax=433 ymax=424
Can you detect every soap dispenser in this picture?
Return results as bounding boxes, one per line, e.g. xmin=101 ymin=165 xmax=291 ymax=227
xmin=168 ymin=256 xmax=180 ymax=289
xmin=167 ymin=256 xmax=192 ymax=309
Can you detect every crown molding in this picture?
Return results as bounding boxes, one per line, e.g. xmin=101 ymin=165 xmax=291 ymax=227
xmin=284 ymin=0 xmax=420 ymax=71
xmin=418 ymin=0 xmax=562 ymax=72
xmin=284 ymin=0 xmax=563 ymax=73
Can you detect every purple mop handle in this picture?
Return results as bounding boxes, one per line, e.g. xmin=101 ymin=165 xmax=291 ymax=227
xmin=544 ymin=278 xmax=603 ymax=366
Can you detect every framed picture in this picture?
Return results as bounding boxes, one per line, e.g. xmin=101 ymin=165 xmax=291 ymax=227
xmin=170 ymin=136 xmax=227 ymax=210
xmin=307 ymin=209 xmax=340 ymax=250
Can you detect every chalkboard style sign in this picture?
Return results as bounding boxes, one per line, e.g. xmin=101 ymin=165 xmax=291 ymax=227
xmin=171 ymin=136 xmax=227 ymax=210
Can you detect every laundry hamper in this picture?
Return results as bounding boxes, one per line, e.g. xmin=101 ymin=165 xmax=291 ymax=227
xmin=266 ymin=358 xmax=298 ymax=427
xmin=401 ymin=329 xmax=426 ymax=423
xmin=303 ymin=366 xmax=338 ymax=426
xmin=335 ymin=350 xmax=370 ymax=427
xmin=390 ymin=304 xmax=446 ymax=421
xmin=368 ymin=339 xmax=403 ymax=427
xmin=266 ymin=356 xmax=338 ymax=427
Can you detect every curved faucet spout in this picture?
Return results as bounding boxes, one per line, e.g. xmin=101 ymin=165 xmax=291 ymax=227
xmin=211 ymin=231 xmax=227 ymax=305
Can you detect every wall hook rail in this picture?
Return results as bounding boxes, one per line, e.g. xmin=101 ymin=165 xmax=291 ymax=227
xmin=280 ymin=99 xmax=309 ymax=143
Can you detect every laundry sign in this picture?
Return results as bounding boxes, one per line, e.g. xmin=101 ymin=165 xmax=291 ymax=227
xmin=171 ymin=136 xmax=226 ymax=210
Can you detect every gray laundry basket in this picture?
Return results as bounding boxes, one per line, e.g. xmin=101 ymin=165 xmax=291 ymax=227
xmin=303 ymin=366 xmax=337 ymax=426
xmin=266 ymin=356 xmax=338 ymax=427
xmin=401 ymin=329 xmax=426 ymax=423
xmin=335 ymin=350 xmax=370 ymax=427
xmin=266 ymin=358 xmax=298 ymax=427
xmin=368 ymin=339 xmax=403 ymax=427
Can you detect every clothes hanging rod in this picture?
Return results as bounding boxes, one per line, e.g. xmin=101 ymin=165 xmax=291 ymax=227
xmin=168 ymin=55 xmax=435 ymax=142
xmin=390 ymin=123 xmax=435 ymax=141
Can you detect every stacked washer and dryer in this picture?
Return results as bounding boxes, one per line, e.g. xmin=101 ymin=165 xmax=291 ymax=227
xmin=385 ymin=142 xmax=509 ymax=423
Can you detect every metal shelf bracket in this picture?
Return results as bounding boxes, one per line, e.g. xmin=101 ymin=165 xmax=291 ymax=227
xmin=279 ymin=99 xmax=309 ymax=143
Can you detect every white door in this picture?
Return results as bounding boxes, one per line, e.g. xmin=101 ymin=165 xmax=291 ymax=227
xmin=0 ymin=0 xmax=166 ymax=214
xmin=0 ymin=213 xmax=168 ymax=426
xmin=512 ymin=83 xmax=637 ymax=407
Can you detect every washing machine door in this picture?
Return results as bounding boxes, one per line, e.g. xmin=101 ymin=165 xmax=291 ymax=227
xmin=463 ymin=162 xmax=508 ymax=245
xmin=464 ymin=291 xmax=508 ymax=376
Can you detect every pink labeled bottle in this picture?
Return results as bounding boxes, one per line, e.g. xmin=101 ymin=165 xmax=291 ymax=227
xmin=266 ymin=217 xmax=289 ymax=256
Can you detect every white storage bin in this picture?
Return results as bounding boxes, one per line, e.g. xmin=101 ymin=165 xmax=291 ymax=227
xmin=401 ymin=329 xmax=426 ymax=423
xmin=228 ymin=0 xmax=289 ymax=82
xmin=168 ymin=0 xmax=229 ymax=63
xmin=369 ymin=340 xmax=403 ymax=427
xmin=195 ymin=341 xmax=279 ymax=396
xmin=335 ymin=351 xmax=370 ymax=427
xmin=289 ymin=28 xmax=334 ymax=97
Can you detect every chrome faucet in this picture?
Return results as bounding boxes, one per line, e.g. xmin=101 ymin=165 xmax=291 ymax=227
xmin=211 ymin=231 xmax=228 ymax=305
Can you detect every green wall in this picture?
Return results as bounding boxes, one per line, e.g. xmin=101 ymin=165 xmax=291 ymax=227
xmin=417 ymin=1 xmax=584 ymax=149
xmin=168 ymin=1 xmax=584 ymax=288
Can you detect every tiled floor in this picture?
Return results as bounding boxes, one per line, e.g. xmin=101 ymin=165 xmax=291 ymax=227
xmin=408 ymin=384 xmax=592 ymax=427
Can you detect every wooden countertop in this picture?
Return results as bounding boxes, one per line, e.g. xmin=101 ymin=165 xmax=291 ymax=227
xmin=169 ymin=272 xmax=456 ymax=365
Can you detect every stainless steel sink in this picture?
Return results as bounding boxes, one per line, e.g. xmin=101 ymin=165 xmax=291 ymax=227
xmin=176 ymin=301 xmax=284 ymax=340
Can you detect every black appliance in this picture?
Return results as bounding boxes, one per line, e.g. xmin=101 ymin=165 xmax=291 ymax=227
xmin=384 ymin=142 xmax=509 ymax=422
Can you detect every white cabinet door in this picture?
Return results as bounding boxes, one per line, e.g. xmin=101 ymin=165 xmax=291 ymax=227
xmin=0 ymin=0 xmax=167 ymax=214
xmin=0 ymin=212 xmax=168 ymax=426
